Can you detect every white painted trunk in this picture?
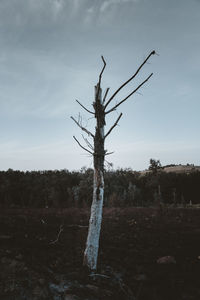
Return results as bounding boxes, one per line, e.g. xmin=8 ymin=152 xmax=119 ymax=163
xmin=83 ymin=84 xmax=105 ymax=271
xmin=83 ymin=169 xmax=104 ymax=271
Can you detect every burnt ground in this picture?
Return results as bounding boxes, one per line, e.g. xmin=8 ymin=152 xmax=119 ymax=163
xmin=0 ymin=207 xmax=200 ymax=300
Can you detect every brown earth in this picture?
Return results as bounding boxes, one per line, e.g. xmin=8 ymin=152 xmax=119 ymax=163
xmin=0 ymin=207 xmax=200 ymax=300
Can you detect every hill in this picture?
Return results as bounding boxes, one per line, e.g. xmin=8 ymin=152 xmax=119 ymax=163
xmin=140 ymin=164 xmax=200 ymax=176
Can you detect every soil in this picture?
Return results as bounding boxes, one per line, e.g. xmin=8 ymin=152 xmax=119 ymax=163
xmin=0 ymin=207 xmax=200 ymax=300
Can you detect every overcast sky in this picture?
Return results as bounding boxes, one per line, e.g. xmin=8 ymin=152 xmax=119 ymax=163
xmin=0 ymin=0 xmax=200 ymax=171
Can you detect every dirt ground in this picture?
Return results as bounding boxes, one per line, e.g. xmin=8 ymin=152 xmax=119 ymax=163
xmin=0 ymin=207 xmax=200 ymax=300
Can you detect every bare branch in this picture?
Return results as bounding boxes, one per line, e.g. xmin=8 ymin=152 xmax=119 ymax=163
xmin=104 ymin=50 xmax=155 ymax=111
xmin=105 ymin=160 xmax=113 ymax=169
xmin=73 ymin=136 xmax=93 ymax=155
xmin=104 ymin=113 xmax=123 ymax=139
xmin=105 ymin=151 xmax=114 ymax=156
xmin=49 ymin=225 xmax=64 ymax=244
xmin=71 ymin=116 xmax=94 ymax=138
xmin=67 ymin=224 xmax=88 ymax=228
xmin=89 ymin=273 xmax=110 ymax=279
xmin=96 ymin=56 xmax=106 ymax=101
xmin=106 ymin=73 xmax=153 ymax=114
xmin=102 ymin=88 xmax=110 ymax=104
xmin=76 ymin=99 xmax=94 ymax=114
xmin=82 ymin=135 xmax=94 ymax=151
xmin=100 ymin=56 xmax=106 ymax=78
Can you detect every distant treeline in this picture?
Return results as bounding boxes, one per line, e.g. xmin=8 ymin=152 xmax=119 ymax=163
xmin=0 ymin=168 xmax=200 ymax=208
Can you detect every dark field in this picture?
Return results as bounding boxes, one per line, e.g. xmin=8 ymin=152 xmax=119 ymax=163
xmin=0 ymin=208 xmax=200 ymax=300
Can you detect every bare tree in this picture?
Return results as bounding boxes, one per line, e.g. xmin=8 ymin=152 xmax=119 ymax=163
xmin=71 ymin=51 xmax=156 ymax=272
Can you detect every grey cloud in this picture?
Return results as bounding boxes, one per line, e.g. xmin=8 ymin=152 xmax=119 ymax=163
xmin=100 ymin=0 xmax=138 ymax=12
xmin=0 ymin=0 xmax=82 ymax=34
xmin=0 ymin=0 xmax=138 ymax=30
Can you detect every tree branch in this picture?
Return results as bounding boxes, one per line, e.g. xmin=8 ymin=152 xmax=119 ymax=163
xmin=104 ymin=50 xmax=155 ymax=111
xmin=71 ymin=116 xmax=94 ymax=138
xmin=73 ymin=136 xmax=93 ymax=155
xmin=100 ymin=56 xmax=106 ymax=78
xmin=76 ymin=99 xmax=94 ymax=114
xmin=104 ymin=113 xmax=123 ymax=139
xmin=49 ymin=224 xmax=64 ymax=244
xmin=82 ymin=134 xmax=94 ymax=151
xmin=105 ymin=151 xmax=114 ymax=156
xmin=103 ymin=88 xmax=110 ymax=104
xmin=106 ymin=73 xmax=153 ymax=114
xmin=96 ymin=56 xmax=106 ymax=101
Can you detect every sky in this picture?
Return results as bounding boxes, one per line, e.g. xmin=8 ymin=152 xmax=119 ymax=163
xmin=0 ymin=0 xmax=200 ymax=171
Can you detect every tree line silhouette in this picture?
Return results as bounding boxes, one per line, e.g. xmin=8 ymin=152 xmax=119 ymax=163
xmin=0 ymin=167 xmax=199 ymax=208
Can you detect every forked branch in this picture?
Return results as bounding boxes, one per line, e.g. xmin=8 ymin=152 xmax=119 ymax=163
xmin=104 ymin=113 xmax=123 ymax=139
xmin=71 ymin=116 xmax=94 ymax=138
xmin=76 ymin=99 xmax=94 ymax=115
xmin=104 ymin=50 xmax=155 ymax=111
xmin=106 ymin=73 xmax=153 ymax=114
xmin=73 ymin=136 xmax=93 ymax=155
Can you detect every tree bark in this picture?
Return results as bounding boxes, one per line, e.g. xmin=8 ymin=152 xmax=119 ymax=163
xmin=83 ymin=85 xmax=105 ymax=271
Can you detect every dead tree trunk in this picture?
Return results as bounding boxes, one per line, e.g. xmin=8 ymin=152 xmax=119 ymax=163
xmin=71 ymin=51 xmax=156 ymax=272
xmin=83 ymin=85 xmax=105 ymax=270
